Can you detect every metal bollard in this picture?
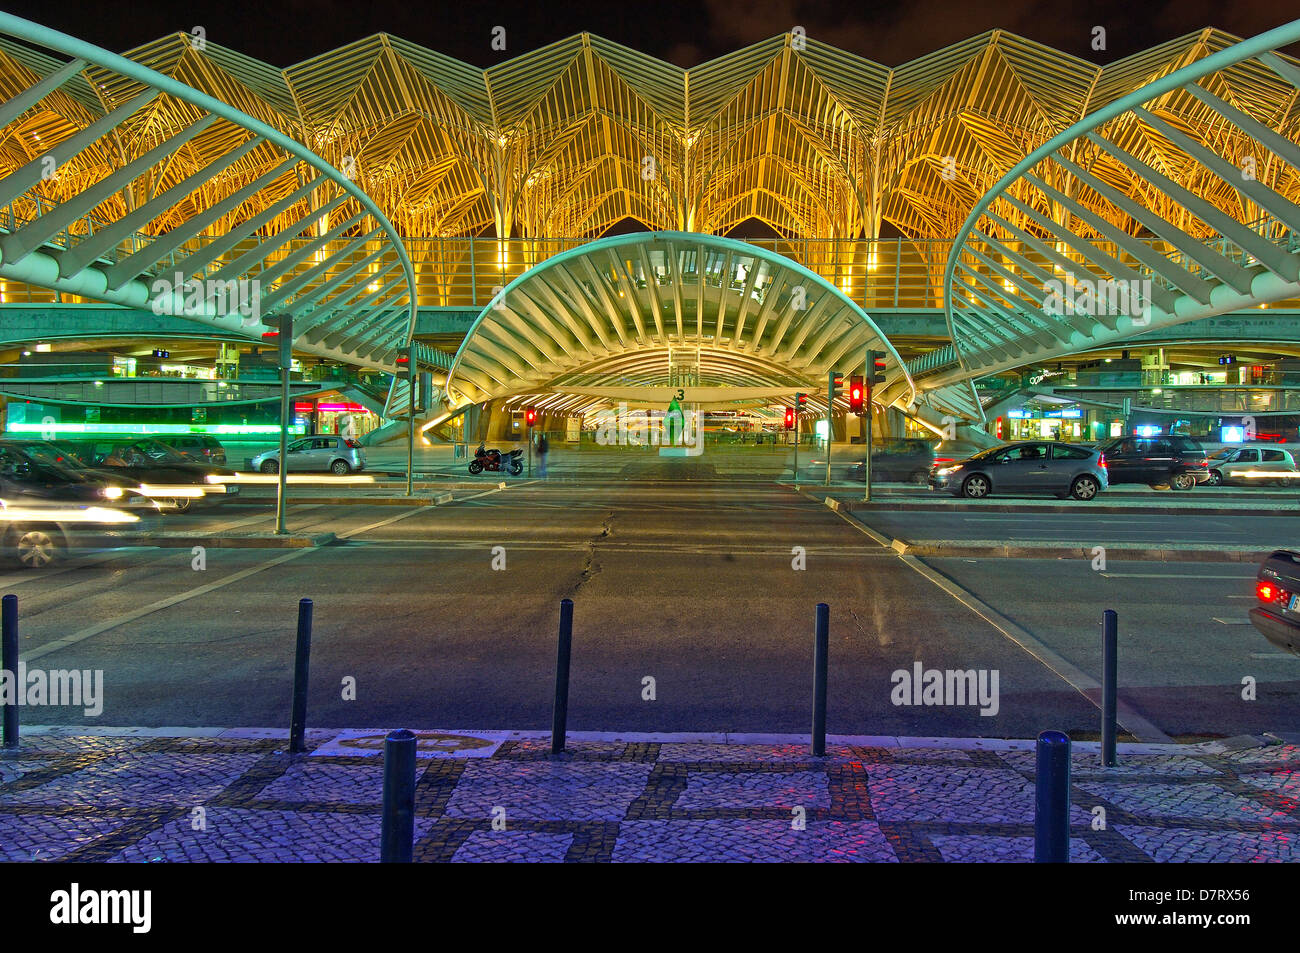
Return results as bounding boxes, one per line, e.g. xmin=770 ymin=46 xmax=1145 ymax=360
xmin=551 ymin=599 xmax=574 ymax=755
xmin=380 ymin=728 xmax=417 ymax=862
xmin=811 ymin=603 xmax=829 ymax=756
xmin=1101 ymin=609 xmax=1118 ymax=768
xmin=2 ymin=594 xmax=16 ymax=749
xmin=289 ymin=598 xmax=313 ymax=754
xmin=1034 ymin=730 xmax=1072 ymax=863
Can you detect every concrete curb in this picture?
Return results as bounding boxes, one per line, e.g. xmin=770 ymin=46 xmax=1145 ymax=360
xmin=891 ymin=541 xmax=1268 ymax=562
xmin=104 ymin=532 xmax=336 ymax=549
xmin=228 ymin=495 xmax=447 ymax=506
xmin=825 ymin=499 xmax=1299 ymax=516
xmin=11 ymin=724 xmax=1287 ymax=754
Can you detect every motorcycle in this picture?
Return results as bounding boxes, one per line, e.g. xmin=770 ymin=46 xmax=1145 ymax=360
xmin=469 ymin=443 xmax=524 ymax=476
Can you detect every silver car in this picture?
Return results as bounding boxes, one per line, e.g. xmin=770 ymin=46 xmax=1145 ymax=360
xmin=1206 ymin=445 xmax=1298 ymax=486
xmin=250 ymin=436 xmax=366 ymax=475
xmin=929 ymin=440 xmax=1109 ymax=500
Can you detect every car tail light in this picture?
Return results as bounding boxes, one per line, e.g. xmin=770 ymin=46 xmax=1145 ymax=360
xmin=345 ymin=439 xmax=362 ymax=448
xmin=1257 ymin=580 xmax=1290 ymax=607
xmin=1098 ymin=454 xmax=1107 ymax=469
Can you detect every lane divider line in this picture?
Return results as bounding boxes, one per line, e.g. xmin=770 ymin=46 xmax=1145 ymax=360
xmin=826 ymin=502 xmax=1174 ymax=744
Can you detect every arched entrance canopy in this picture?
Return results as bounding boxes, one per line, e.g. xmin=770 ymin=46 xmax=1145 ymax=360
xmin=444 ymin=231 xmax=914 ymax=412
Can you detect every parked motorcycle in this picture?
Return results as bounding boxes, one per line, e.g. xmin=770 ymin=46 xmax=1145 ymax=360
xmin=469 ymin=443 xmax=524 ymax=476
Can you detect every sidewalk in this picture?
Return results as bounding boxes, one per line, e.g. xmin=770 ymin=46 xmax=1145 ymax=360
xmin=2 ymin=728 xmax=1295 ymax=862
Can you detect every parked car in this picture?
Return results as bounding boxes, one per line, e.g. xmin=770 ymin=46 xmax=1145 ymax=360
xmin=1206 ymin=445 xmax=1298 ymax=486
xmin=249 ymin=435 xmax=366 ymax=474
xmin=847 ymin=438 xmax=937 ymax=484
xmin=48 ymin=437 xmax=238 ymax=512
xmin=155 ymin=434 xmax=227 ymax=464
xmin=1249 ymin=550 xmax=1300 ymax=657
xmin=929 ymin=440 xmax=1108 ymax=500
xmin=1094 ymin=434 xmax=1210 ymax=490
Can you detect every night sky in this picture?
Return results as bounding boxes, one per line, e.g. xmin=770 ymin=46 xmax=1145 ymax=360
xmin=4 ymin=0 xmax=1296 ymax=68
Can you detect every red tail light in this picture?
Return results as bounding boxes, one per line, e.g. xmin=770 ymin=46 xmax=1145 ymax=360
xmin=1098 ymin=454 xmax=1107 ymax=469
xmin=345 ymin=439 xmax=362 ymax=448
xmin=1257 ymin=581 xmax=1278 ymax=603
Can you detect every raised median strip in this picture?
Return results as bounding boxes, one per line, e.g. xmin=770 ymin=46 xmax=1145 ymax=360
xmin=889 ymin=540 xmax=1271 ymax=562
xmin=100 ymin=531 xmax=338 ymax=549
xmin=815 ymin=494 xmax=1297 ymax=517
xmin=228 ymin=493 xmax=452 ymax=506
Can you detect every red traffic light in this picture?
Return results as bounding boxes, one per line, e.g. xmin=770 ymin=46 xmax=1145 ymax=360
xmin=784 ymin=407 xmax=795 ymax=429
xmin=848 ymin=375 xmax=865 ymax=413
xmin=525 ymin=406 xmax=538 ymax=426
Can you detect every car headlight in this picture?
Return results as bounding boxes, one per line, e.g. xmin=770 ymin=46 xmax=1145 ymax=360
xmin=100 ymin=486 xmax=123 ymax=500
xmin=937 ymin=465 xmax=963 ymax=476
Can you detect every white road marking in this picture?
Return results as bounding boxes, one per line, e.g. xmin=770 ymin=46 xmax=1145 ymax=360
xmin=1212 ymin=617 xmax=1253 ymax=625
xmin=1249 ymin=653 xmax=1297 ymax=660
xmin=1101 ymin=573 xmax=1253 ymax=579
xmin=829 ymin=507 xmax=1174 ymax=743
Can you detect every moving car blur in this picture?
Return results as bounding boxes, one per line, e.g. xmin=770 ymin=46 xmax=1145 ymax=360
xmin=42 ymin=437 xmax=239 ymax=512
xmin=1206 ymin=445 xmax=1299 ymax=486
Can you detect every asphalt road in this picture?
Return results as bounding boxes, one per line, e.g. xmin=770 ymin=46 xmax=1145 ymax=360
xmin=5 ymin=481 xmax=1295 ymax=740
xmin=857 ymin=509 xmax=1300 ymax=548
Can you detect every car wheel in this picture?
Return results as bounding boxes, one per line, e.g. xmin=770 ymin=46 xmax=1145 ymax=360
xmin=1070 ymin=475 xmax=1100 ymax=501
xmin=260 ymin=460 xmax=279 ymax=474
xmin=962 ymin=474 xmax=990 ymax=498
xmin=1208 ymin=470 xmax=1224 ymax=486
xmin=1170 ymin=472 xmax=1195 ymax=491
xmin=330 ymin=459 xmax=351 ymax=475
xmin=171 ymin=498 xmax=193 ymax=514
xmin=468 ymin=460 xmax=484 ymax=475
xmin=9 ymin=525 xmax=63 ymax=569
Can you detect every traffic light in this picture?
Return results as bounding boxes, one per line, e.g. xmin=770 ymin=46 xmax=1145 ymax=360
xmin=795 ymin=392 xmax=807 ymax=411
xmin=828 ymin=372 xmax=844 ymax=402
xmin=525 ymin=406 xmax=538 ymax=427
xmin=848 ymin=375 xmax=864 ymax=413
xmin=1218 ymin=354 xmax=1236 ymax=366
xmin=784 ymin=407 xmax=795 ymax=429
xmin=867 ymin=350 xmax=887 ymax=386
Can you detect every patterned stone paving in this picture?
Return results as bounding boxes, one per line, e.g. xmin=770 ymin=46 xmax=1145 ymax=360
xmin=0 ymin=732 xmax=1295 ymax=862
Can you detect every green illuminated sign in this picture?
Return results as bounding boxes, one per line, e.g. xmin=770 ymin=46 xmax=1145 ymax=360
xmin=5 ymin=422 xmax=306 ymax=437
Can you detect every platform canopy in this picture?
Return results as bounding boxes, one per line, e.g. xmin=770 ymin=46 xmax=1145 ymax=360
xmin=441 ymin=231 xmax=914 ymax=414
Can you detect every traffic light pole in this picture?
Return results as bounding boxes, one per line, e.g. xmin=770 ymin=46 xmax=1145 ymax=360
xmin=792 ymin=413 xmax=799 ymax=486
xmin=825 ymin=371 xmax=835 ymax=487
xmin=406 ymin=347 xmax=415 ymax=497
xmin=863 ymin=395 xmax=873 ymax=502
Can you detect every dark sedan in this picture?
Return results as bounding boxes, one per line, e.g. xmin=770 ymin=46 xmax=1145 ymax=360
xmin=1250 ymin=550 xmax=1300 ymax=658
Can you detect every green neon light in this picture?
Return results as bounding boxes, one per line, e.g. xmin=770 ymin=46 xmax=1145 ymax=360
xmin=6 ymin=422 xmax=307 ymax=437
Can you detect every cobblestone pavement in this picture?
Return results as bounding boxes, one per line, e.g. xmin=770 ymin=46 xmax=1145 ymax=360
xmin=1 ymin=730 xmax=1295 ymax=862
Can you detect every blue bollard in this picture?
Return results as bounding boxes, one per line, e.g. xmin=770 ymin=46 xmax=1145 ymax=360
xmin=1102 ymin=609 xmax=1118 ymax=768
xmin=811 ymin=603 xmax=829 ymax=756
xmin=1 ymin=594 xmax=16 ymax=749
xmin=289 ymin=598 xmax=313 ymax=754
xmin=380 ymin=729 xmax=417 ymax=862
xmin=550 ymin=599 xmax=574 ymax=755
xmin=1034 ymin=729 xmax=1072 ymax=862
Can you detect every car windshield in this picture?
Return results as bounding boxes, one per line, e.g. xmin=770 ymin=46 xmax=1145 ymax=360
xmin=1208 ymin=448 xmax=1234 ymax=461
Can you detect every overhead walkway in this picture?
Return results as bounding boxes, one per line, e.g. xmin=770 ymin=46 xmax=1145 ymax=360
xmin=0 ymin=13 xmax=417 ymax=373
xmin=915 ymin=19 xmax=1300 ymax=416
